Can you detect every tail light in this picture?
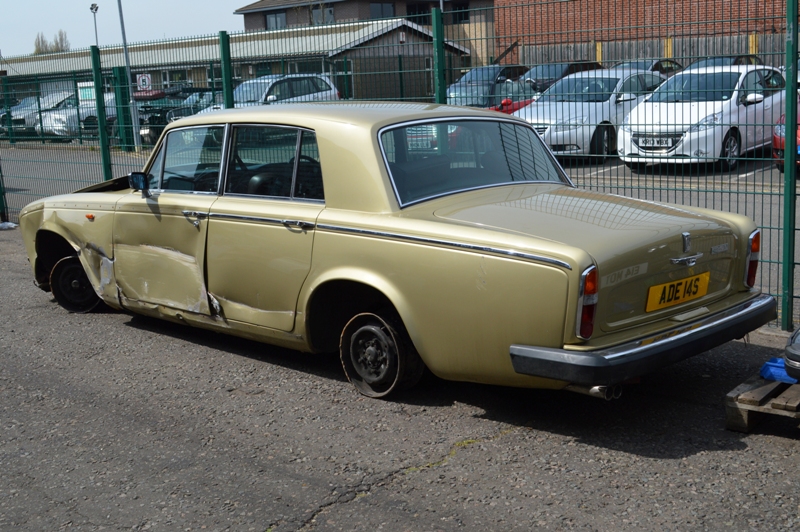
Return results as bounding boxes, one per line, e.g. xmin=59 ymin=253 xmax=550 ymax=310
xmin=576 ymin=265 xmax=598 ymax=339
xmin=744 ymin=229 xmax=760 ymax=288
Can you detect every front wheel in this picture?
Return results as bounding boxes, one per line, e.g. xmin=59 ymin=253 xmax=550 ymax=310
xmin=339 ymin=311 xmax=425 ymax=398
xmin=589 ymin=125 xmax=615 ymax=164
xmin=719 ymin=130 xmax=740 ymax=172
xmin=49 ymin=256 xmax=100 ymax=313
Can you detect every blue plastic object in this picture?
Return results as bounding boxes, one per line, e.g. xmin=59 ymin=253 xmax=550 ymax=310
xmin=759 ymin=357 xmax=799 ymax=384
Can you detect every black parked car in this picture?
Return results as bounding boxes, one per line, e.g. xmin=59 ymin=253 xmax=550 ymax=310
xmin=446 ymin=64 xmax=530 ymax=108
xmin=137 ymin=89 xmax=222 ymax=145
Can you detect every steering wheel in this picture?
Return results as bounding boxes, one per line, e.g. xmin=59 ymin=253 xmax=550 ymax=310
xmin=290 ymin=155 xmax=317 ymax=166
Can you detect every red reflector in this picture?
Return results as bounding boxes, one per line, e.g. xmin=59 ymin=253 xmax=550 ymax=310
xmin=580 ymin=304 xmax=596 ymax=338
xmin=746 ymin=260 xmax=759 ymax=287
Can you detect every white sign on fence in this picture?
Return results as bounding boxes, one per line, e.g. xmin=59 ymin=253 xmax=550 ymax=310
xmin=136 ymin=73 xmax=152 ymax=91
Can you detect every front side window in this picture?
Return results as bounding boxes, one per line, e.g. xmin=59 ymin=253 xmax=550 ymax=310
xmin=266 ymin=80 xmax=292 ymax=101
xmin=381 ymin=119 xmax=565 ymax=206
xmin=159 ymin=126 xmax=224 ymax=192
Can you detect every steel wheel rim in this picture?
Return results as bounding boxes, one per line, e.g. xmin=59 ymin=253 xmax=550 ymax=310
xmin=350 ymin=324 xmax=397 ymax=386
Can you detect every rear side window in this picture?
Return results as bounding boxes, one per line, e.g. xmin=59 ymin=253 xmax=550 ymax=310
xmin=223 ymin=125 xmax=324 ymax=201
xmin=311 ymin=77 xmax=332 ymax=92
xmin=381 ymin=119 xmax=565 ymax=206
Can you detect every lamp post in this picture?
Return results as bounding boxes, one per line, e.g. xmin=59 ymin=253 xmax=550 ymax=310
xmin=116 ymin=0 xmax=141 ymax=150
xmin=90 ymin=4 xmax=99 ymax=47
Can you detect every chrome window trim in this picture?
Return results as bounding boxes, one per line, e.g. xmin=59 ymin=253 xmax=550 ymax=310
xmin=316 ymin=223 xmax=572 ymax=270
xmin=377 ymin=116 xmax=575 ymax=209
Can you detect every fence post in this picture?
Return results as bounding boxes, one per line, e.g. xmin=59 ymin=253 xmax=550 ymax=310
xmin=113 ymin=66 xmax=133 ymax=152
xmin=782 ymin=5 xmax=798 ymax=330
xmin=432 ymin=8 xmax=446 ymax=104
xmin=90 ymin=46 xmax=113 ymax=182
xmin=398 ymin=54 xmax=405 ymax=100
xmin=1 ymin=77 xmax=13 ymax=146
xmin=219 ymin=31 xmax=234 ymax=109
xmin=0 ymin=155 xmax=7 ymax=223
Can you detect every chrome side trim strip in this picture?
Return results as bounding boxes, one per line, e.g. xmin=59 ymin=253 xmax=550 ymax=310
xmin=208 ymin=212 xmax=285 ymax=225
xmin=316 ymin=223 xmax=572 ymax=270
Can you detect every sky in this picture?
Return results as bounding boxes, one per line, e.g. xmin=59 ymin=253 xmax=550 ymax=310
xmin=0 ymin=0 xmax=249 ymax=59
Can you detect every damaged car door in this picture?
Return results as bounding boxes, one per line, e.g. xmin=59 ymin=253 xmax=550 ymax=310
xmin=113 ymin=125 xmax=224 ymax=315
xmin=204 ymin=125 xmax=324 ymax=331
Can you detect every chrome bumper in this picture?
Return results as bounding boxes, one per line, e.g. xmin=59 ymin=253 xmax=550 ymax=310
xmin=510 ymin=294 xmax=777 ymax=385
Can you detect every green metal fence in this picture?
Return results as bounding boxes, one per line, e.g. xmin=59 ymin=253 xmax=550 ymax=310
xmin=0 ymin=2 xmax=796 ymax=327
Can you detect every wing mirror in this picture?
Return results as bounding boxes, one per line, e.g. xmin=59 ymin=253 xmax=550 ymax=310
xmin=616 ymin=92 xmax=637 ymax=103
xmin=128 ymin=172 xmax=152 ymax=198
xmin=266 ymin=95 xmax=277 ymax=103
xmin=743 ymin=93 xmax=765 ymax=105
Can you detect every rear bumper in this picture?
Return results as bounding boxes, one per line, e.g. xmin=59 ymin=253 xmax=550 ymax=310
xmin=783 ymin=328 xmax=800 ymax=380
xmin=510 ymin=293 xmax=776 ymax=385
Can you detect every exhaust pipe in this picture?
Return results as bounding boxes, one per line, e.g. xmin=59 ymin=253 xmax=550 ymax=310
xmin=564 ymin=384 xmax=622 ymax=400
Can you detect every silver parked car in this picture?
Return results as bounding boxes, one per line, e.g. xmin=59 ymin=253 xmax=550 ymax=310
xmin=201 ymin=73 xmax=340 ymax=113
xmin=36 ymin=92 xmax=117 ymax=139
xmin=1 ymin=91 xmax=75 ymax=137
xmin=512 ymin=69 xmax=666 ymax=161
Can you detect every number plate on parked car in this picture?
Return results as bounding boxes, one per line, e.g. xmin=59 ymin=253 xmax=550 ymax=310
xmin=645 ymin=272 xmax=710 ymax=312
xmin=639 ymin=137 xmax=672 ymax=147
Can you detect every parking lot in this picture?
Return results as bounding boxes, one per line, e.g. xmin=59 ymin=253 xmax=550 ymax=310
xmin=1 ymin=222 xmax=799 ymax=530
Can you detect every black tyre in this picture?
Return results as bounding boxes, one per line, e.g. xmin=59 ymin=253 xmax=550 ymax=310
xmin=49 ymin=256 xmax=100 ymax=313
xmin=589 ymin=124 xmax=615 ymax=164
xmin=339 ymin=311 xmax=425 ymax=398
xmin=719 ymin=130 xmax=740 ymax=172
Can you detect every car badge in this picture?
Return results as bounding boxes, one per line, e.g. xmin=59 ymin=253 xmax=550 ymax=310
xmin=682 ymin=232 xmax=691 ymax=253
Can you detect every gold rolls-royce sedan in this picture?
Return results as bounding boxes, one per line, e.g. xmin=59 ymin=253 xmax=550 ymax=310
xmin=19 ymin=103 xmax=776 ymax=399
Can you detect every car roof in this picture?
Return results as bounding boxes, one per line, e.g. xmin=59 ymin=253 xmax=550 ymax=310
xmin=561 ymin=68 xmax=654 ymax=79
xmin=673 ymin=64 xmax=775 ymax=75
xmin=168 ymin=101 xmax=517 ymax=132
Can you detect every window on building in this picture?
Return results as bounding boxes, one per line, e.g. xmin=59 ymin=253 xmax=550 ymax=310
xmin=452 ymin=3 xmax=469 ymax=24
xmin=406 ymin=4 xmax=430 ymax=25
xmin=370 ymin=3 xmax=394 ymax=19
xmin=160 ymin=69 xmax=190 ymax=89
xmin=266 ymin=11 xmax=287 ymax=30
xmin=312 ymin=6 xmax=334 ymax=25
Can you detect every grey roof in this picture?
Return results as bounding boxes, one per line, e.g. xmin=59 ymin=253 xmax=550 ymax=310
xmin=0 ymin=19 xmax=469 ymax=77
xmin=235 ymin=0 xmax=345 ymax=14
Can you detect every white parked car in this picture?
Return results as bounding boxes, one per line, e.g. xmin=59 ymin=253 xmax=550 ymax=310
xmin=618 ymin=65 xmax=786 ymax=171
xmin=512 ymin=69 xmax=665 ymax=162
xmin=201 ymin=73 xmax=340 ymax=113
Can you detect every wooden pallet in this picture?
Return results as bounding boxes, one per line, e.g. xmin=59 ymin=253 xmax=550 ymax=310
xmin=725 ymin=373 xmax=800 ymax=432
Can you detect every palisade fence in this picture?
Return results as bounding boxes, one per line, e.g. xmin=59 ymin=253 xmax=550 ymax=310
xmin=0 ymin=1 xmax=798 ymax=326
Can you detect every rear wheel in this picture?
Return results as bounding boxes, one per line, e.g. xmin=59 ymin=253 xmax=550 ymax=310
xmin=49 ymin=256 xmax=100 ymax=313
xmin=719 ymin=130 xmax=740 ymax=171
xmin=339 ymin=310 xmax=425 ymax=398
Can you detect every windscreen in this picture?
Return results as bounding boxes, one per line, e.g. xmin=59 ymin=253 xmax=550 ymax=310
xmin=648 ymin=72 xmax=740 ymax=103
xmin=537 ymin=76 xmax=619 ymax=103
xmin=380 ymin=119 xmax=566 ymax=206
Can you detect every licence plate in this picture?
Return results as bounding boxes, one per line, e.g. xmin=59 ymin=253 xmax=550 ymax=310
xmin=409 ymin=140 xmax=431 ymax=149
xmin=639 ymin=137 xmax=672 ymax=147
xmin=645 ymin=272 xmax=710 ymax=312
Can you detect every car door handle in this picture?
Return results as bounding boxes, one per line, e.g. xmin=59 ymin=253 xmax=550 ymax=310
xmin=182 ymin=210 xmax=208 ymax=227
xmin=282 ymin=219 xmax=315 ymax=230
